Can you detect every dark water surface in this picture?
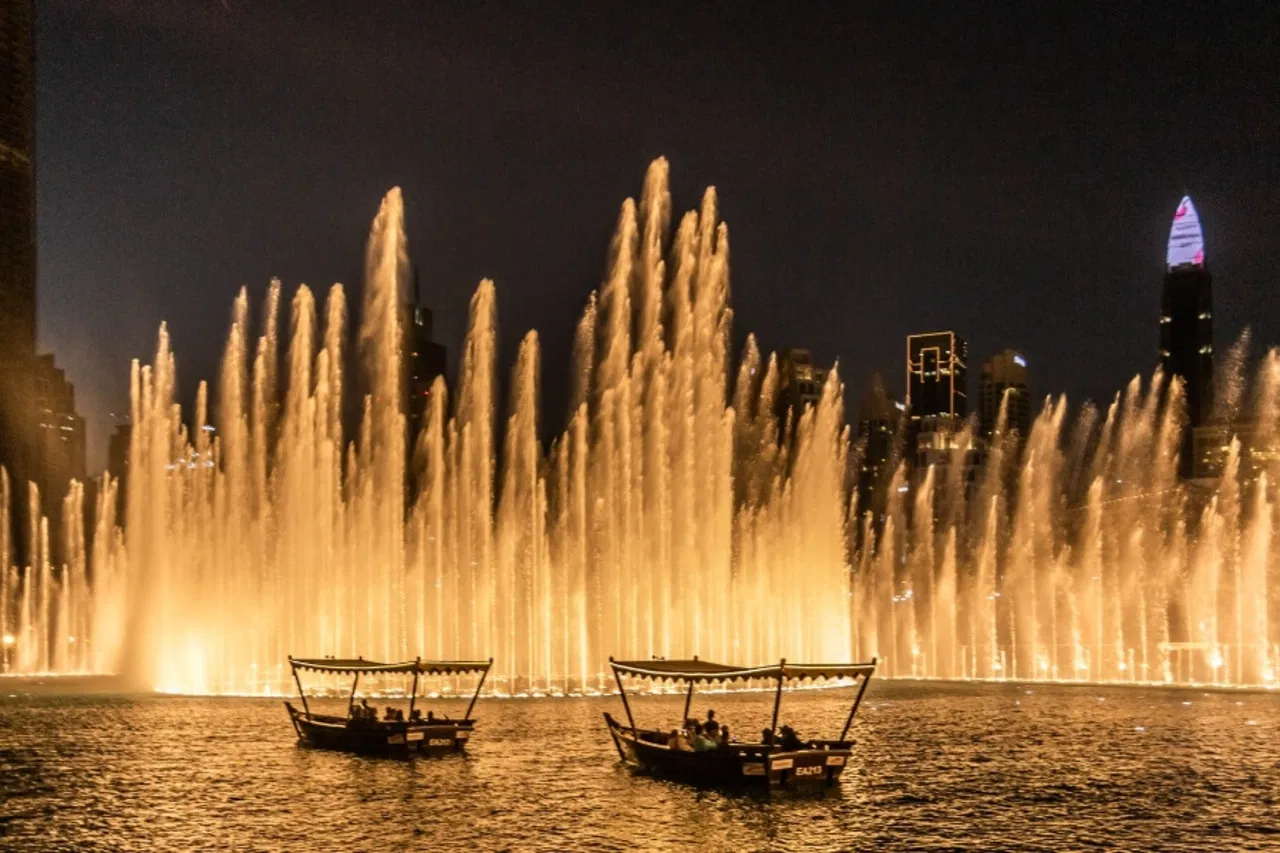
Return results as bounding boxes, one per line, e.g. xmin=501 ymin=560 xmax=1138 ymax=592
xmin=2 ymin=681 xmax=1277 ymax=851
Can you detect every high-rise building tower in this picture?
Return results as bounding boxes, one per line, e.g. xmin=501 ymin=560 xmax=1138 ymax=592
xmin=0 ymin=0 xmax=38 ymax=490
xmin=855 ymin=372 xmax=904 ymax=524
xmin=403 ymin=268 xmax=447 ymax=449
xmin=979 ymin=349 xmax=1031 ymax=442
xmin=906 ymin=331 xmax=968 ymax=424
xmin=776 ymin=348 xmax=828 ymax=422
xmin=1161 ymin=196 xmax=1213 ymax=429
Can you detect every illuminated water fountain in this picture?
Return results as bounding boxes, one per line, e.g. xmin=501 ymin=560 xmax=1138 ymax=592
xmin=0 ymin=162 xmax=1276 ymax=693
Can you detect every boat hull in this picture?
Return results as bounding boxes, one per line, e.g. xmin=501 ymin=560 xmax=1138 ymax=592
xmin=604 ymin=713 xmax=849 ymax=792
xmin=285 ymin=702 xmax=472 ymax=757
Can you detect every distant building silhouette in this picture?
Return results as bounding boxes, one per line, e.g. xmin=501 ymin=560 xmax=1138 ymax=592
xmin=905 ymin=330 xmax=968 ymax=467
xmin=403 ymin=268 xmax=447 ymax=467
xmin=979 ymin=349 xmax=1031 ymax=443
xmin=107 ymin=422 xmax=132 ymax=515
xmin=31 ymin=354 xmax=86 ymax=494
xmin=855 ymin=372 xmax=904 ymax=525
xmin=775 ymin=348 xmax=828 ymax=425
xmin=1161 ymin=196 xmax=1213 ymax=475
xmin=0 ymin=0 xmax=38 ymax=517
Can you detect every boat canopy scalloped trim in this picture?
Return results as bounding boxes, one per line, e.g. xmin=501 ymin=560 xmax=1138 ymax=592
xmin=288 ymin=656 xmax=493 ymax=676
xmin=609 ymin=657 xmax=877 ymax=684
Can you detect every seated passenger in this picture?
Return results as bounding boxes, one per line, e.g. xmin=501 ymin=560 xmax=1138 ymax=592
xmin=703 ymin=709 xmax=719 ymax=737
xmin=690 ymin=722 xmax=717 ymax=752
xmin=426 ymin=711 xmax=436 ymax=723
xmin=778 ymin=725 xmax=804 ymax=751
xmin=394 ymin=709 xmax=405 ymax=722
xmin=717 ymin=725 xmax=731 ymax=749
xmin=761 ymin=727 xmax=774 ymax=745
xmin=409 ymin=709 xmax=423 ymax=723
xmin=669 ymin=729 xmax=690 ymax=751
xmin=383 ymin=707 xmax=396 ymax=721
xmin=357 ymin=698 xmax=373 ymax=720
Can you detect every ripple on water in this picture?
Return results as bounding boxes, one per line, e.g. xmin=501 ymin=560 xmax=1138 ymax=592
xmin=1 ymin=683 xmax=1278 ymax=852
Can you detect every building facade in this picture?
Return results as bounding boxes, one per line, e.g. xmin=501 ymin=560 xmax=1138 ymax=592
xmin=979 ymin=349 xmax=1031 ymax=442
xmin=0 ymin=0 xmax=38 ymax=496
xmin=776 ymin=348 xmax=828 ymax=423
xmin=855 ymin=372 xmax=904 ymax=524
xmin=403 ymin=268 xmax=447 ymax=452
xmin=1161 ymin=196 xmax=1213 ymax=428
xmin=906 ymin=331 xmax=968 ymax=424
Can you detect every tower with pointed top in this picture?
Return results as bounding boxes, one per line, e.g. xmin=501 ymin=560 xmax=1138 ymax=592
xmin=1160 ymin=196 xmax=1213 ymax=431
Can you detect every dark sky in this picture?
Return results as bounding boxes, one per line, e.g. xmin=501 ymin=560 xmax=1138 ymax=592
xmin=35 ymin=1 xmax=1280 ymax=469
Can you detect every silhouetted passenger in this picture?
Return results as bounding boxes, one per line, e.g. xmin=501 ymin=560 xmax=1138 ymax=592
xmin=394 ymin=709 xmax=405 ymax=722
xmin=383 ymin=707 xmax=396 ymax=721
xmin=718 ymin=725 xmax=731 ymax=749
xmin=409 ymin=709 xmax=423 ymax=723
xmin=761 ymin=727 xmax=774 ymax=745
xmin=426 ymin=711 xmax=436 ymax=723
xmin=691 ymin=721 xmax=717 ymax=752
xmin=669 ymin=729 xmax=690 ymax=751
xmin=704 ymin=709 xmax=718 ymax=736
xmin=778 ymin=725 xmax=804 ymax=751
xmin=358 ymin=698 xmax=373 ymax=720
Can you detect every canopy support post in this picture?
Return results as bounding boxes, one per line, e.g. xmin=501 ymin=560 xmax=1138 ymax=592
xmin=407 ymin=657 xmax=421 ymax=721
xmin=289 ymin=657 xmax=311 ymax=720
xmin=768 ymin=658 xmax=786 ymax=744
xmin=840 ymin=662 xmax=875 ymax=741
xmin=682 ymin=679 xmax=695 ymax=723
xmin=347 ymin=673 xmax=360 ymax=718
xmin=611 ymin=658 xmax=636 ymax=732
xmin=464 ymin=658 xmax=492 ymax=722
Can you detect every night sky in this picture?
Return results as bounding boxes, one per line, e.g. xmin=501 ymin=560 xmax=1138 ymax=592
xmin=35 ymin=2 xmax=1280 ymax=468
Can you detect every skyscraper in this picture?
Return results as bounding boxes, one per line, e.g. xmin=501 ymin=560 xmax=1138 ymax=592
xmin=403 ymin=268 xmax=447 ymax=451
xmin=855 ymin=372 xmax=904 ymax=524
xmin=979 ymin=349 xmax=1031 ymax=442
xmin=0 ymin=0 xmax=38 ymax=490
xmin=906 ymin=331 xmax=968 ymax=424
xmin=1161 ymin=196 xmax=1213 ymax=428
xmin=776 ymin=348 xmax=829 ymax=422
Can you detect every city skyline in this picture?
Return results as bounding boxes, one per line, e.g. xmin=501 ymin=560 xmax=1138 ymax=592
xmin=28 ymin=3 xmax=1280 ymax=471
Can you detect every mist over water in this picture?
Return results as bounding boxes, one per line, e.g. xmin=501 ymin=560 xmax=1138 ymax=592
xmin=0 ymin=160 xmax=1276 ymax=693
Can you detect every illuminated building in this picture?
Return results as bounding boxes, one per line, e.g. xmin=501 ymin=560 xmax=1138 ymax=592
xmin=979 ymin=349 xmax=1031 ymax=442
xmin=855 ymin=372 xmax=904 ymax=526
xmin=1191 ymin=420 xmax=1280 ymax=489
xmin=403 ymin=267 xmax=447 ymax=451
xmin=0 ymin=0 xmax=37 ymax=494
xmin=905 ymin=330 xmax=968 ymax=464
xmin=107 ymin=422 xmax=132 ymax=514
xmin=1161 ymin=196 xmax=1213 ymax=426
xmin=776 ymin=348 xmax=828 ymax=422
xmin=31 ymin=354 xmax=86 ymax=503
xmin=906 ymin=331 xmax=967 ymax=424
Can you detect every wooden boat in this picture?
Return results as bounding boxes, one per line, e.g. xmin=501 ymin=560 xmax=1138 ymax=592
xmin=284 ymin=656 xmax=491 ymax=757
xmin=604 ymin=656 xmax=877 ymax=792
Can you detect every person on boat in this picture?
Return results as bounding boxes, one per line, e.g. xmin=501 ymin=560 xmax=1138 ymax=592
xmin=383 ymin=707 xmax=397 ymax=721
xmin=356 ymin=699 xmax=374 ymax=721
xmin=761 ymin=727 xmax=774 ymax=745
xmin=409 ymin=709 xmax=423 ymax=723
xmin=690 ymin=722 xmax=717 ymax=752
xmin=426 ymin=711 xmax=436 ymax=723
xmin=717 ymin=724 xmax=731 ymax=749
xmin=778 ymin=725 xmax=804 ymax=751
xmin=394 ymin=709 xmax=405 ymax=722
xmin=668 ymin=729 xmax=691 ymax=751
xmin=703 ymin=709 xmax=719 ymax=738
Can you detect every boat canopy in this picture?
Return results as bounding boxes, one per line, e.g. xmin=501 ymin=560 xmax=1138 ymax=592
xmin=609 ymin=657 xmax=876 ymax=684
xmin=288 ymin=656 xmax=493 ymax=676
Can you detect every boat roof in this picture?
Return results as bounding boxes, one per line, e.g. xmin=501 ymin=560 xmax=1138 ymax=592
xmin=609 ymin=657 xmax=876 ymax=684
xmin=289 ymin=656 xmax=493 ymax=675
